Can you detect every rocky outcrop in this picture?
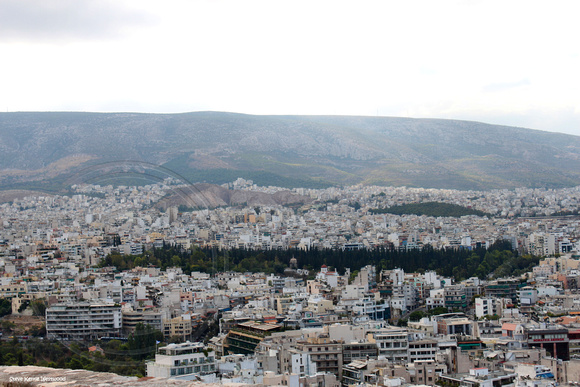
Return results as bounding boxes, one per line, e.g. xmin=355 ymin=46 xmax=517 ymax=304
xmin=0 ymin=365 xmax=224 ymax=387
xmin=156 ymin=183 xmax=312 ymax=210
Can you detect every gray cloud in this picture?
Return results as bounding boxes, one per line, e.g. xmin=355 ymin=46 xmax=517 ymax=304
xmin=482 ymin=78 xmax=531 ymax=93
xmin=0 ymin=0 xmax=157 ymax=42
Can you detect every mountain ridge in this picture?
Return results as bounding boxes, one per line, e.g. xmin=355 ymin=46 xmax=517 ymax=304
xmin=1 ymin=111 xmax=579 ymax=191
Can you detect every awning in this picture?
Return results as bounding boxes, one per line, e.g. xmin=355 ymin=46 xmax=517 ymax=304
xmin=538 ymin=372 xmax=554 ymax=379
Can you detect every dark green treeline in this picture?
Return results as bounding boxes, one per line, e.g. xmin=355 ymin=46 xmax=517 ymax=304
xmin=100 ymin=240 xmax=539 ymax=281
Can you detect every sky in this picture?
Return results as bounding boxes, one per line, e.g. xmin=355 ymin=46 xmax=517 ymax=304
xmin=1 ymin=0 xmax=579 ymax=135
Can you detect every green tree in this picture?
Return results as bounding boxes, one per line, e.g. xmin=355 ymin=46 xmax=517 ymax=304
xmin=127 ymin=323 xmax=163 ymax=360
xmin=171 ymin=255 xmax=181 ymax=267
xmin=429 ymin=307 xmax=449 ymax=316
xmin=3 ymin=353 xmax=16 ymax=365
xmin=30 ymin=299 xmax=47 ymax=317
xmin=134 ymin=256 xmax=144 ymax=267
xmin=0 ymin=298 xmax=12 ymax=317
xmin=1 ymin=320 xmax=16 ymax=333
xmin=66 ymin=356 xmax=85 ymax=370
xmin=409 ymin=310 xmax=427 ymax=321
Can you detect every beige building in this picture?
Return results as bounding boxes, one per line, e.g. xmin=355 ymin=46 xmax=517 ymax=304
xmin=296 ymin=334 xmax=343 ymax=376
xmin=0 ymin=282 xmax=27 ymax=299
xmin=163 ymin=315 xmax=193 ymax=341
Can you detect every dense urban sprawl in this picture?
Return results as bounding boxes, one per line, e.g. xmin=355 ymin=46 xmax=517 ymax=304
xmin=1 ymin=178 xmax=580 ymax=386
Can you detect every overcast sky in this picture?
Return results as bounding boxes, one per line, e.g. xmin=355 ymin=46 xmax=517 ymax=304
xmin=1 ymin=0 xmax=579 ymax=135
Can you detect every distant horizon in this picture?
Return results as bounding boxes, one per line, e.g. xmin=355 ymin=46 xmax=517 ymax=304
xmin=1 ymin=109 xmax=576 ymax=137
xmin=2 ymin=1 xmax=579 ymax=136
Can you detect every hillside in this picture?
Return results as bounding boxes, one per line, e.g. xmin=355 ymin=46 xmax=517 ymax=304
xmin=1 ymin=111 xmax=580 ymax=191
xmin=369 ymin=202 xmax=491 ymax=217
xmin=155 ymin=183 xmax=312 ymax=210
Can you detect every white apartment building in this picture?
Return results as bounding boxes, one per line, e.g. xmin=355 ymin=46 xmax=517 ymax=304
xmin=290 ymin=350 xmax=317 ymax=377
xmin=46 ymin=302 xmax=122 ymax=340
xmin=352 ymin=295 xmax=389 ymax=320
xmin=426 ymin=288 xmax=445 ymax=310
xmin=146 ymin=341 xmax=216 ymax=379
xmin=368 ymin=328 xmax=409 ymax=363
xmin=518 ymin=287 xmax=538 ymax=305
xmin=408 ymin=339 xmax=438 ymax=362
xmin=475 ymin=297 xmax=514 ymax=319
xmin=475 ymin=298 xmax=500 ymax=318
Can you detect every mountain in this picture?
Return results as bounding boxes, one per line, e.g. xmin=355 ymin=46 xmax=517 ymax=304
xmin=1 ymin=111 xmax=580 ymax=191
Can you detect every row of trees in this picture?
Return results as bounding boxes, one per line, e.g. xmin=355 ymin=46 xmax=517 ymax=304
xmin=370 ymin=201 xmax=491 ymax=217
xmin=99 ymin=240 xmax=539 ymax=281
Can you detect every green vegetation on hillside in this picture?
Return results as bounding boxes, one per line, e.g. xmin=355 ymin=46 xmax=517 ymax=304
xmin=0 ymin=324 xmax=163 ymax=376
xmin=370 ymin=201 xmax=491 ymax=217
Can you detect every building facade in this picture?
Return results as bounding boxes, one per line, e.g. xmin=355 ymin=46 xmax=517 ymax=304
xmin=146 ymin=341 xmax=216 ymax=379
xmin=46 ymin=302 xmax=122 ymax=340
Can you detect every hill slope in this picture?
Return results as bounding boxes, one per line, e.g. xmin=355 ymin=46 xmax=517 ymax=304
xmin=1 ymin=111 xmax=580 ymax=191
xmin=156 ymin=183 xmax=312 ymax=210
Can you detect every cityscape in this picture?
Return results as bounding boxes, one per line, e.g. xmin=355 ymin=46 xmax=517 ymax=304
xmin=1 ymin=177 xmax=580 ymax=385
xmin=2 ymin=1 xmax=580 ymax=386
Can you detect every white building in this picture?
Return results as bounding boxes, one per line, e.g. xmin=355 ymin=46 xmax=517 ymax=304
xmin=518 ymin=287 xmax=538 ymax=306
xmin=475 ymin=297 xmax=503 ymax=319
xmin=368 ymin=328 xmax=409 ymax=363
xmin=352 ymin=295 xmax=389 ymax=320
xmin=408 ymin=339 xmax=438 ymax=362
xmin=426 ymin=288 xmax=445 ymax=310
xmin=290 ymin=350 xmax=317 ymax=377
xmin=46 ymin=302 xmax=122 ymax=340
xmin=146 ymin=341 xmax=216 ymax=380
